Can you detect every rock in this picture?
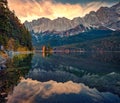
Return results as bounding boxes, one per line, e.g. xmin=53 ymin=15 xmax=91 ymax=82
xmin=24 ymin=2 xmax=120 ymax=35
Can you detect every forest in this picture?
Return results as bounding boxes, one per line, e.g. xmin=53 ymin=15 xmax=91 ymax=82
xmin=0 ymin=0 xmax=32 ymax=51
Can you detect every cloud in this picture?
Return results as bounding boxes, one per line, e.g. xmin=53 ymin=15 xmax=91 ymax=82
xmin=54 ymin=0 xmax=120 ymax=4
xmin=7 ymin=0 xmax=111 ymax=23
xmin=7 ymin=78 xmax=120 ymax=103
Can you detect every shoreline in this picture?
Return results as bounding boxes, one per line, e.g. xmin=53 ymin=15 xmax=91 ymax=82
xmin=0 ymin=50 xmax=33 ymax=59
xmin=0 ymin=50 xmax=33 ymax=69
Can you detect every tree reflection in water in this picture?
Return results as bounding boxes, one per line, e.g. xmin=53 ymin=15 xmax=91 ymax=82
xmin=0 ymin=54 xmax=33 ymax=103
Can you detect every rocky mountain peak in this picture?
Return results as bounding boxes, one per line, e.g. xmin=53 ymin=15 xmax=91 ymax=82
xmin=24 ymin=2 xmax=120 ymax=34
xmin=111 ymin=2 xmax=120 ymax=9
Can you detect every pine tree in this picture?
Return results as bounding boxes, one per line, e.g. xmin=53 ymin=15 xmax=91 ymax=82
xmin=0 ymin=0 xmax=32 ymax=51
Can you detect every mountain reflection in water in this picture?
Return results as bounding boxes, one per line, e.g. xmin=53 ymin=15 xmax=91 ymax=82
xmin=0 ymin=51 xmax=120 ymax=103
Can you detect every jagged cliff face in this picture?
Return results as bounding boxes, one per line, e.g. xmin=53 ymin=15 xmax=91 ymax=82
xmin=24 ymin=2 xmax=120 ymax=33
xmin=25 ymin=17 xmax=84 ymax=33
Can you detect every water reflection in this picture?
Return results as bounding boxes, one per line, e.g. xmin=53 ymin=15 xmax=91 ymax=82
xmin=27 ymin=52 xmax=120 ymax=97
xmin=0 ymin=51 xmax=120 ymax=103
xmin=0 ymin=54 xmax=33 ymax=103
xmin=7 ymin=78 xmax=120 ymax=103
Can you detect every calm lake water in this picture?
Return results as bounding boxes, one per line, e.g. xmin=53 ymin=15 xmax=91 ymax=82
xmin=0 ymin=51 xmax=120 ymax=103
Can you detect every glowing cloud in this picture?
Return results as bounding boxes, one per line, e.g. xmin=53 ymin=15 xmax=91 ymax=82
xmin=7 ymin=78 xmax=120 ymax=103
xmin=7 ymin=0 xmax=111 ymax=23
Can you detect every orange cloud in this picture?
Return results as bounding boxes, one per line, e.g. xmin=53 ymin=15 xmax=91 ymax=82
xmin=7 ymin=78 xmax=120 ymax=103
xmin=8 ymin=0 xmax=110 ymax=23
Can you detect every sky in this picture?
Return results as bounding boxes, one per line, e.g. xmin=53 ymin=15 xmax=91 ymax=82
xmin=7 ymin=0 xmax=119 ymax=23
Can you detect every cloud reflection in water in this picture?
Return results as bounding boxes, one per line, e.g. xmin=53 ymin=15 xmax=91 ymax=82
xmin=7 ymin=78 xmax=120 ymax=103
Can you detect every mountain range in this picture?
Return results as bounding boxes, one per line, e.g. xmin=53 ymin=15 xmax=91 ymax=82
xmin=24 ymin=2 xmax=120 ymax=35
xmin=24 ymin=2 xmax=120 ymax=51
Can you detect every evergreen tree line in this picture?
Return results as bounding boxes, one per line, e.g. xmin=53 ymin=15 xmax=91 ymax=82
xmin=0 ymin=0 xmax=32 ymax=51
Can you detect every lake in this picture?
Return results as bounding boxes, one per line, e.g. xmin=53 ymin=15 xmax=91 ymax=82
xmin=0 ymin=51 xmax=120 ymax=103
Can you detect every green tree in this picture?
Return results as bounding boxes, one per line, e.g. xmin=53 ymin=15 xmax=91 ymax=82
xmin=0 ymin=0 xmax=32 ymax=51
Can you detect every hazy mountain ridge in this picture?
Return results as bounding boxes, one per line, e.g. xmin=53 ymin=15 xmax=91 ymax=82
xmin=24 ymin=2 xmax=120 ymax=35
